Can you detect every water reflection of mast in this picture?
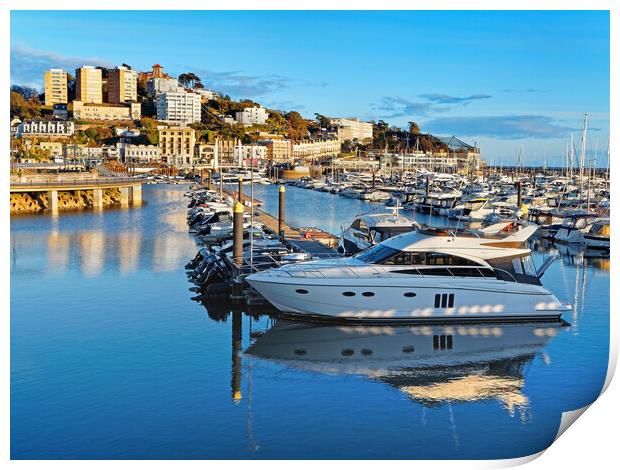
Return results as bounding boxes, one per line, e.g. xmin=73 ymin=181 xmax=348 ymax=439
xmin=572 ymin=264 xmax=580 ymax=335
xmin=447 ymin=403 xmax=460 ymax=450
xmin=580 ymin=263 xmax=587 ymax=317
xmin=231 ymin=310 xmax=243 ymax=403
xmin=246 ymin=317 xmax=258 ymax=453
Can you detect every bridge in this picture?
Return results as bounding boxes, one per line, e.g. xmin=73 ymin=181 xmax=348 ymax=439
xmin=10 ymin=177 xmax=143 ymax=214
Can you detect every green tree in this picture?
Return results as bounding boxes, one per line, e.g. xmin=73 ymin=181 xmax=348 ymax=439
xmin=140 ymin=117 xmax=159 ymax=144
xmin=408 ymin=121 xmax=421 ymax=134
xmin=178 ymin=72 xmax=201 ymax=89
xmin=285 ymin=111 xmax=308 ymax=141
xmin=314 ymin=113 xmax=331 ymax=129
xmin=10 ymin=90 xmax=41 ymax=119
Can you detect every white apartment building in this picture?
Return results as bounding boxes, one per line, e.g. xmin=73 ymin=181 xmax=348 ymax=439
xmin=329 ymin=118 xmax=374 ymax=142
xmin=156 ymin=91 xmax=202 ymax=125
xmin=235 ymin=106 xmax=268 ymax=126
xmin=233 ymin=144 xmax=266 ymax=165
xmin=146 ymin=77 xmax=181 ymax=97
xmin=116 ymin=143 xmax=161 ymax=164
xmin=14 ymin=120 xmax=75 ymax=137
xmin=75 ymin=65 xmax=103 ymax=104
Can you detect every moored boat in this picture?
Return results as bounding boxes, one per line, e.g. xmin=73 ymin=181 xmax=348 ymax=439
xmin=247 ymin=223 xmax=570 ymax=323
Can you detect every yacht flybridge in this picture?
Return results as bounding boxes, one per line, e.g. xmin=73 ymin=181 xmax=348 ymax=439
xmin=246 ymin=223 xmax=570 ymax=323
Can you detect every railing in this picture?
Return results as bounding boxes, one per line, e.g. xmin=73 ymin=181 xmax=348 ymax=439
xmin=10 ymin=176 xmax=144 ymax=189
xmin=248 ymin=261 xmax=519 ymax=283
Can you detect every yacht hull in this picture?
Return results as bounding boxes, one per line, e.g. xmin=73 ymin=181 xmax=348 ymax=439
xmin=247 ymin=277 xmax=569 ymax=322
xmin=554 ymin=228 xmax=585 ymax=244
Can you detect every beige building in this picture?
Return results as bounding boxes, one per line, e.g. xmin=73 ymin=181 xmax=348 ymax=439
xmin=107 ymin=66 xmax=138 ymax=104
xmin=158 ymin=126 xmax=196 ymax=167
xmin=194 ymin=143 xmax=220 ymax=168
xmin=44 ymin=68 xmax=68 ymax=106
xmin=75 ymin=66 xmax=103 ymax=103
xmin=38 ymin=141 xmax=64 ymax=157
xmin=117 ymin=143 xmax=161 ymax=164
xmin=330 ymin=118 xmax=373 ymax=142
xmin=259 ymin=139 xmax=292 ymax=163
xmin=72 ymin=101 xmax=141 ymax=121
xmin=293 ymin=138 xmax=341 ymax=159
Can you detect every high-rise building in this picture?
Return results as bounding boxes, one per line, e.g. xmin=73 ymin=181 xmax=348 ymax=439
xmin=107 ymin=66 xmax=137 ymax=104
xmin=44 ymin=68 xmax=68 ymax=106
xmin=156 ymin=91 xmax=201 ymax=125
xmin=75 ymin=66 xmax=103 ymax=104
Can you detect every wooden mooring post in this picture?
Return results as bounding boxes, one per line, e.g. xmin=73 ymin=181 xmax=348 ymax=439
xmin=278 ymin=184 xmax=286 ymax=240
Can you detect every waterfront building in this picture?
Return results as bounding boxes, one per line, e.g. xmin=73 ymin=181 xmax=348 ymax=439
xmin=215 ymin=139 xmax=237 ymax=164
xmin=146 ymin=77 xmax=180 ymax=97
xmin=53 ymin=103 xmax=69 ymax=120
xmin=234 ymin=106 xmax=268 ymax=126
xmin=158 ymin=126 xmax=196 ymax=167
xmin=384 ymin=152 xmax=458 ymax=171
xmin=330 ymin=118 xmax=373 ymax=142
xmin=292 ymin=138 xmax=341 ymax=160
xmin=194 ymin=143 xmax=220 ymax=168
xmin=156 ymin=91 xmax=202 ymax=125
xmin=435 ymin=136 xmax=481 ymax=171
xmin=233 ymin=143 xmax=266 ymax=164
xmin=258 ymin=139 xmax=292 ymax=163
xmin=116 ymin=143 xmax=161 ymax=164
xmin=72 ymin=101 xmax=141 ymax=121
xmin=75 ymin=66 xmax=103 ymax=104
xmin=13 ymin=120 xmax=75 ymax=138
xmin=107 ymin=66 xmax=138 ymax=104
xmin=44 ymin=68 xmax=68 ymax=106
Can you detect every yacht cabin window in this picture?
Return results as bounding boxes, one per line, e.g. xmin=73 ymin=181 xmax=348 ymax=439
xmin=356 ymin=246 xmax=482 ymax=266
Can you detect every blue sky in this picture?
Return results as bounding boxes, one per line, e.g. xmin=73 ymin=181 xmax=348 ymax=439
xmin=10 ymin=10 xmax=610 ymax=166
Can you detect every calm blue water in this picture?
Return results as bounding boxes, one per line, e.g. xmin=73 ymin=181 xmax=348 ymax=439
xmin=11 ymin=184 xmax=609 ymax=459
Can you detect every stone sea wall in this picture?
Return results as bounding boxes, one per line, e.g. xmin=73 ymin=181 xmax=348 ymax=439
xmin=10 ymin=188 xmax=122 ymax=214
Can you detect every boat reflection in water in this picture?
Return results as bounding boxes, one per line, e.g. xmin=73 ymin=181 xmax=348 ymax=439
xmin=247 ymin=319 xmax=566 ymax=417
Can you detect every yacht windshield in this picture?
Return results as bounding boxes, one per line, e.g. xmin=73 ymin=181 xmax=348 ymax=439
xmin=354 ymin=245 xmax=399 ymax=263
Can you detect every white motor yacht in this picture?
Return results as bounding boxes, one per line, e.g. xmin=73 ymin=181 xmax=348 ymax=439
xmin=554 ymin=213 xmax=599 ymax=244
xmin=339 ymin=207 xmax=419 ymax=254
xmin=448 ymin=198 xmax=494 ymax=222
xmin=247 ymin=224 xmax=570 ymax=322
xmin=582 ymin=219 xmax=610 ymax=250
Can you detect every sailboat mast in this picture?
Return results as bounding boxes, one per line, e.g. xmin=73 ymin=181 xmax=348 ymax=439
xmin=579 ymin=113 xmax=588 ymax=199
xmin=606 ymin=137 xmax=610 ymax=182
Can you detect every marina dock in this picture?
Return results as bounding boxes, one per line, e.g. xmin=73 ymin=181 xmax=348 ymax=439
xmin=225 ymin=187 xmax=340 ymax=256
